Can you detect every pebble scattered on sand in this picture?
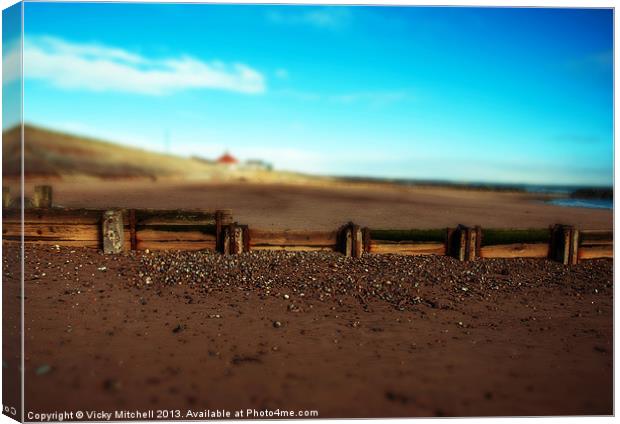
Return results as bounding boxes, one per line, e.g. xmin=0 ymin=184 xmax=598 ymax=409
xmin=135 ymin=250 xmax=612 ymax=311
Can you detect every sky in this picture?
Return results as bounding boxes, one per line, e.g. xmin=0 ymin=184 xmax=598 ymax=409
xmin=2 ymin=3 xmax=614 ymax=186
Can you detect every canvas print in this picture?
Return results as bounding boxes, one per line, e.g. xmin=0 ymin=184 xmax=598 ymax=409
xmin=1 ymin=2 xmax=614 ymax=420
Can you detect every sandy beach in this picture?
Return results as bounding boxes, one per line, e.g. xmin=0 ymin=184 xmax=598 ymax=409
xmin=14 ymin=179 xmax=613 ymax=230
xmin=14 ymin=245 xmax=612 ymax=418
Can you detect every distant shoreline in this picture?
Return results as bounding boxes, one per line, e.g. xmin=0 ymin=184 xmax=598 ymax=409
xmin=334 ymin=175 xmax=612 ymax=197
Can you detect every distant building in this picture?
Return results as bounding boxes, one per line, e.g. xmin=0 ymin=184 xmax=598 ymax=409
xmin=217 ymin=152 xmax=238 ymax=166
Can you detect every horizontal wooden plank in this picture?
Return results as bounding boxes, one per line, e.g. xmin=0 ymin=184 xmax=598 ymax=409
xmin=370 ymin=229 xmax=445 ymax=243
xmin=249 ymin=229 xmax=337 ymax=246
xmin=3 ymin=208 xmax=128 ymax=225
xmin=3 ymin=223 xmax=100 ymax=241
xmin=137 ymin=228 xmax=216 ymax=242
xmin=580 ymin=240 xmax=613 ymax=247
xmin=3 ymin=238 xmax=131 ymax=250
xmin=579 ymin=230 xmax=613 ymax=243
xmin=370 ymin=241 xmax=445 ymax=256
xmin=251 ymin=245 xmax=335 ymax=252
xmin=480 ymin=243 xmax=549 ymax=258
xmin=136 ymin=240 xmax=216 ymax=251
xmin=135 ymin=209 xmax=217 ymax=225
xmin=579 ymin=245 xmax=613 ymax=260
xmin=481 ymin=229 xmax=550 ymax=246
xmin=6 ymin=239 xmax=101 ymax=248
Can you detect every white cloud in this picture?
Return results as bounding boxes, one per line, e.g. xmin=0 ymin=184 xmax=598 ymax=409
xmin=12 ymin=35 xmax=266 ymax=95
xmin=2 ymin=38 xmax=21 ymax=84
xmin=267 ymin=7 xmax=352 ymax=30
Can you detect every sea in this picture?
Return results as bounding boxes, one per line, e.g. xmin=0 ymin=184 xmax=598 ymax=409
xmin=338 ymin=177 xmax=614 ymax=210
xmin=521 ymin=185 xmax=613 ymax=210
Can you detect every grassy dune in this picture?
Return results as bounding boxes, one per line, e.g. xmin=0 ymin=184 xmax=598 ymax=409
xmin=2 ymin=124 xmax=317 ymax=183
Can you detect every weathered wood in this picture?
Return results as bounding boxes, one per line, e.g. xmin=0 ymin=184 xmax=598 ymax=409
xmin=32 ymin=185 xmax=53 ymax=208
xmin=481 ymin=229 xmax=550 ymax=246
xmin=345 ymin=227 xmax=352 ymax=257
xmin=466 ymin=227 xmax=477 ymax=261
xmin=215 ymin=209 xmax=233 ymax=253
xmin=579 ymin=230 xmax=613 ymax=243
xmin=135 ymin=209 xmax=217 ymax=225
xmin=580 ymin=239 xmax=613 ymax=247
xmin=137 ymin=240 xmax=216 ymax=251
xmin=351 ymin=224 xmax=362 ymax=258
xmin=549 ymin=224 xmax=578 ymax=265
xmin=222 ymin=225 xmax=231 ymax=254
xmin=371 ymin=241 xmax=445 ymax=256
xmin=570 ymin=229 xmax=580 ymax=265
xmin=249 ymin=229 xmax=337 ymax=247
xmin=3 ymin=223 xmax=100 ymax=240
xmin=474 ymin=226 xmax=482 ymax=257
xmin=370 ymin=228 xmax=445 ymax=243
xmin=480 ymin=243 xmax=549 ymax=259
xmin=137 ymin=228 xmax=217 ymax=242
xmin=129 ymin=209 xmax=137 ymax=250
xmin=102 ymin=210 xmax=124 ymax=254
xmin=242 ymin=225 xmax=250 ymax=253
xmin=221 ymin=222 xmax=245 ymax=254
xmin=578 ymin=245 xmax=613 ymax=260
xmin=252 ymin=245 xmax=334 ymax=252
xmin=447 ymin=225 xmax=479 ymax=261
xmin=2 ymin=187 xmax=10 ymax=209
xmin=233 ymin=225 xmax=243 ymax=254
xmin=362 ymin=227 xmax=371 ymax=253
xmin=5 ymin=239 xmax=105 ymax=249
xmin=445 ymin=228 xmax=454 ymax=255
xmin=3 ymin=208 xmax=128 ymax=225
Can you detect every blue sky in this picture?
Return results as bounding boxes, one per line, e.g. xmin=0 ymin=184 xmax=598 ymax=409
xmin=3 ymin=3 xmax=614 ymax=185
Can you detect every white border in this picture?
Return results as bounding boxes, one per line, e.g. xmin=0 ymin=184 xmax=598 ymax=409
xmin=0 ymin=1 xmax=616 ymax=424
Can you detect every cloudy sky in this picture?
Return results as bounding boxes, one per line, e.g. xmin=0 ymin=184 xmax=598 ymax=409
xmin=2 ymin=3 xmax=614 ymax=185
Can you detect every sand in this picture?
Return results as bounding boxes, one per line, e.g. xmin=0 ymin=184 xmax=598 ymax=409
xmin=13 ymin=179 xmax=614 ymax=230
xmin=11 ymin=245 xmax=612 ymax=418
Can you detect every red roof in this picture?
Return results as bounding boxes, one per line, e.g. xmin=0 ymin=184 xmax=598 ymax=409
xmin=217 ymin=152 xmax=238 ymax=164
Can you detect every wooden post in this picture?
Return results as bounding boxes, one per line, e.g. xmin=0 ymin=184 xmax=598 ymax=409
xmin=129 ymin=209 xmax=137 ymax=250
xmin=474 ymin=225 xmax=482 ymax=258
xmin=447 ymin=225 xmax=479 ymax=261
xmin=216 ymin=209 xmax=233 ymax=253
xmin=445 ymin=228 xmax=454 ymax=256
xmin=241 ymin=225 xmax=250 ymax=253
xmin=102 ymin=210 xmax=124 ymax=254
xmin=362 ymin=227 xmax=371 ymax=253
xmin=570 ymin=228 xmax=580 ymax=265
xmin=345 ymin=227 xmax=352 ymax=256
xmin=222 ymin=224 xmax=231 ymax=255
xmin=33 ymin=185 xmax=52 ymax=208
xmin=549 ymin=224 xmax=579 ymax=265
xmin=338 ymin=223 xmax=363 ymax=257
xmin=233 ymin=224 xmax=243 ymax=254
xmin=351 ymin=224 xmax=362 ymax=258
xmin=2 ymin=187 xmax=10 ymax=208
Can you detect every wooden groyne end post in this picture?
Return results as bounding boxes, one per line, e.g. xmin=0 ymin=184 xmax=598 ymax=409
xmin=33 ymin=185 xmax=53 ymax=209
xmin=447 ymin=224 xmax=481 ymax=261
xmin=222 ymin=222 xmax=249 ymax=254
xmin=102 ymin=210 xmax=124 ymax=254
xmin=2 ymin=187 xmax=10 ymax=208
xmin=338 ymin=222 xmax=367 ymax=257
xmin=549 ymin=224 xmax=579 ymax=265
xmin=215 ymin=209 xmax=233 ymax=253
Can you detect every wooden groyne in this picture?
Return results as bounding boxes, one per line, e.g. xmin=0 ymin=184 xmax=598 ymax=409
xmin=1 ymin=185 xmax=613 ymax=265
